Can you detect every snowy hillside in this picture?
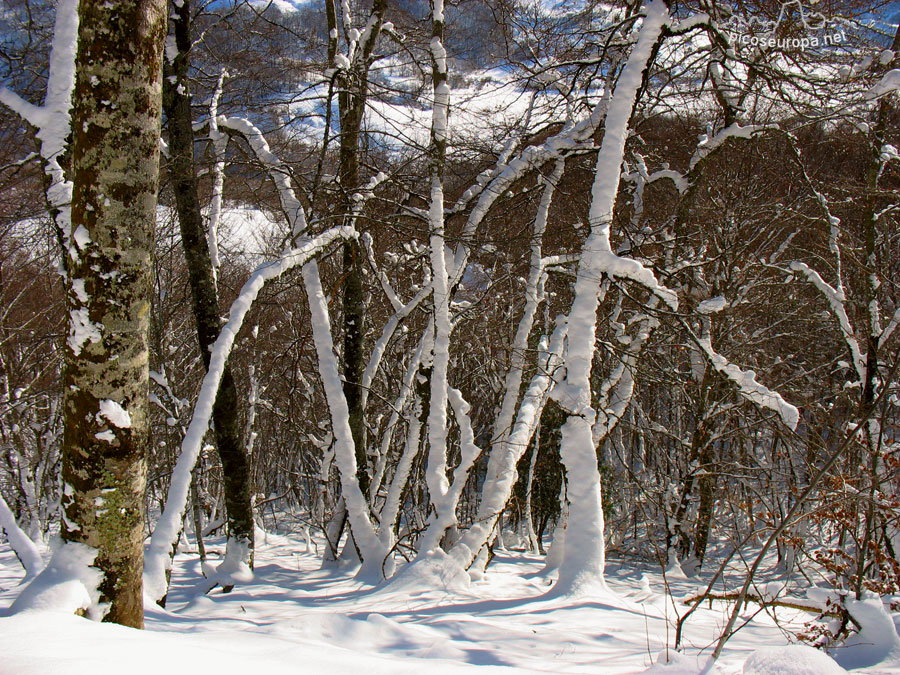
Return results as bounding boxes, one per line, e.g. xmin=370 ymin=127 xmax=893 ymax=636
xmin=3 ymin=0 xmax=900 ymax=673
xmin=5 ymin=531 xmax=899 ymax=674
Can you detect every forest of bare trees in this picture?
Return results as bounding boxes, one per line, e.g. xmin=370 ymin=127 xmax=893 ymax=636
xmin=1 ymin=0 xmax=900 ymax=668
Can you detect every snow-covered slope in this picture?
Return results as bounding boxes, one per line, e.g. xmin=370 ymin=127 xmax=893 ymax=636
xmin=4 ymin=531 xmax=896 ymax=675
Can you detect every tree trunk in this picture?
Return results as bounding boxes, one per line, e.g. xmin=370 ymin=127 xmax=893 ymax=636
xmin=326 ymin=0 xmax=388 ymax=529
xmin=852 ymin=24 xmax=900 ymax=600
xmin=59 ymin=0 xmax=167 ymax=627
xmin=693 ymin=437 xmax=715 ymax=568
xmin=336 ymin=67 xmax=367 ymax=495
xmin=162 ymin=0 xmax=254 ymax=570
xmin=551 ymin=0 xmax=670 ymax=596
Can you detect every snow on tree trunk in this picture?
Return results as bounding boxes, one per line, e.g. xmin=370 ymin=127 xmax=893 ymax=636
xmin=144 ymin=228 xmax=356 ymax=602
xmin=417 ymin=387 xmax=484 ymax=555
xmin=491 ymin=159 xmax=564 ymax=454
xmin=302 ymin=259 xmax=388 ymax=580
xmin=215 ymin=113 xmax=385 ymax=578
xmin=451 ymin=318 xmax=567 ymax=568
xmin=423 ymin=0 xmax=453 ymax=528
xmin=0 ymin=0 xmax=77 ymax=260
xmin=40 ymin=0 xmax=168 ymax=628
xmin=0 ymin=490 xmax=43 ymax=578
xmin=551 ymin=0 xmax=672 ymax=598
xmin=206 ymin=69 xmax=228 ymax=284
xmin=449 ymin=161 xmax=565 ymax=567
xmin=162 ymin=0 xmax=254 ymax=597
xmin=371 ymin=327 xmax=429 ymax=521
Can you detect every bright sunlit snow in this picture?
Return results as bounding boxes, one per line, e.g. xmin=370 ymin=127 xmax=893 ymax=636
xmin=4 ymin=532 xmax=900 ymax=675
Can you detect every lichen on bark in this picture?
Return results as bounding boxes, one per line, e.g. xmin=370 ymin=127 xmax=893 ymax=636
xmin=58 ymin=0 xmax=167 ymax=629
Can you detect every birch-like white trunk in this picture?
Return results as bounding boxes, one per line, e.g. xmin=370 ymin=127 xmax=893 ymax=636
xmin=551 ymin=0 xmax=672 ymax=597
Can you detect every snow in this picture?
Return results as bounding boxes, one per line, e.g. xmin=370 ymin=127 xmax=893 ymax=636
xmin=164 ymin=35 xmax=177 ymax=65
xmin=72 ymin=224 xmax=90 ymax=250
xmin=697 ymin=334 xmax=799 ymax=431
xmin=789 ymin=261 xmax=865 ymax=382
xmin=697 ymin=297 xmax=728 ymax=315
xmin=453 ymin=318 xmax=566 ymax=570
xmin=208 ymin=537 xmax=254 ymax=590
xmin=144 ymin=226 xmax=357 ymax=603
xmin=689 ymin=124 xmax=769 ymax=172
xmin=867 ymin=69 xmax=900 ymax=99
xmin=206 ymin=70 xmax=228 ymax=282
xmin=647 ymin=168 xmax=688 ymax=193
xmin=334 ymin=53 xmax=351 ymax=70
xmin=742 ymin=645 xmax=847 ymax=674
xmin=301 ymin=260 xmax=387 ymax=579
xmin=379 ymin=549 xmax=471 ymax=596
xmin=1 ymin=0 xmax=77 ymax=259
xmin=9 ymin=540 xmax=102 ymax=618
xmin=4 ymin=533 xmax=879 ymax=675
xmin=552 ymin=0 xmax=671 ymax=597
xmin=98 ymin=399 xmax=131 ymax=429
xmin=0 ymin=492 xmax=43 ymax=578
xmin=423 ymin=19 xmax=453 ymax=550
xmin=70 ymin=278 xmax=88 ymax=303
xmin=6 ymin=0 xmax=900 ymax=672
xmin=837 ymin=597 xmax=900 ymax=669
xmin=67 ymin=307 xmax=102 ymax=355
xmin=490 ymin=160 xmax=562 ymax=459
xmin=249 ymin=0 xmax=313 ymax=13
xmin=217 ymin=117 xmax=305 ymax=236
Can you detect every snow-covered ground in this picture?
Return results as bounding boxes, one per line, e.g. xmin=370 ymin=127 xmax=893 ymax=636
xmin=3 ymin=530 xmax=899 ymax=674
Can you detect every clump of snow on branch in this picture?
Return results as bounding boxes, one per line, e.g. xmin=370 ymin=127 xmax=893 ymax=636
xmin=696 ymin=335 xmax=799 ymax=430
xmin=867 ymin=69 xmax=900 ymax=99
xmin=97 ymin=400 xmax=131 ymax=429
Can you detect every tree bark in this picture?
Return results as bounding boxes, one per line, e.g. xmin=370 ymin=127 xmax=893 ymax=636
xmin=162 ymin=0 xmax=254 ymax=569
xmin=852 ymin=24 xmax=900 ymax=600
xmin=60 ymin=0 xmax=167 ymax=628
xmin=331 ymin=1 xmax=386 ymax=503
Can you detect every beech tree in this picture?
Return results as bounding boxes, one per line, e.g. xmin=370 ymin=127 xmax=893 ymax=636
xmin=41 ymin=0 xmax=165 ymax=627
xmin=3 ymin=1 xmax=900 ymax=659
xmin=162 ymin=0 xmax=254 ymax=593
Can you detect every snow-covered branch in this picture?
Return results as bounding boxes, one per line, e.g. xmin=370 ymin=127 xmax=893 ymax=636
xmin=0 ymin=490 xmax=43 ymax=578
xmin=206 ymin=69 xmax=229 ymax=284
xmin=789 ymin=261 xmax=865 ymax=382
xmin=144 ymin=226 xmax=356 ymax=602
xmin=695 ymin=332 xmax=799 ymax=431
xmin=688 ymin=123 xmax=771 ymax=172
xmin=0 ymin=0 xmax=77 ymax=256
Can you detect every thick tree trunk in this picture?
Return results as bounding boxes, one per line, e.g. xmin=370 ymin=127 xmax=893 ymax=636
xmin=59 ymin=0 xmax=167 ymax=628
xmin=552 ymin=1 xmax=670 ymax=596
xmin=162 ymin=0 xmax=254 ymax=569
